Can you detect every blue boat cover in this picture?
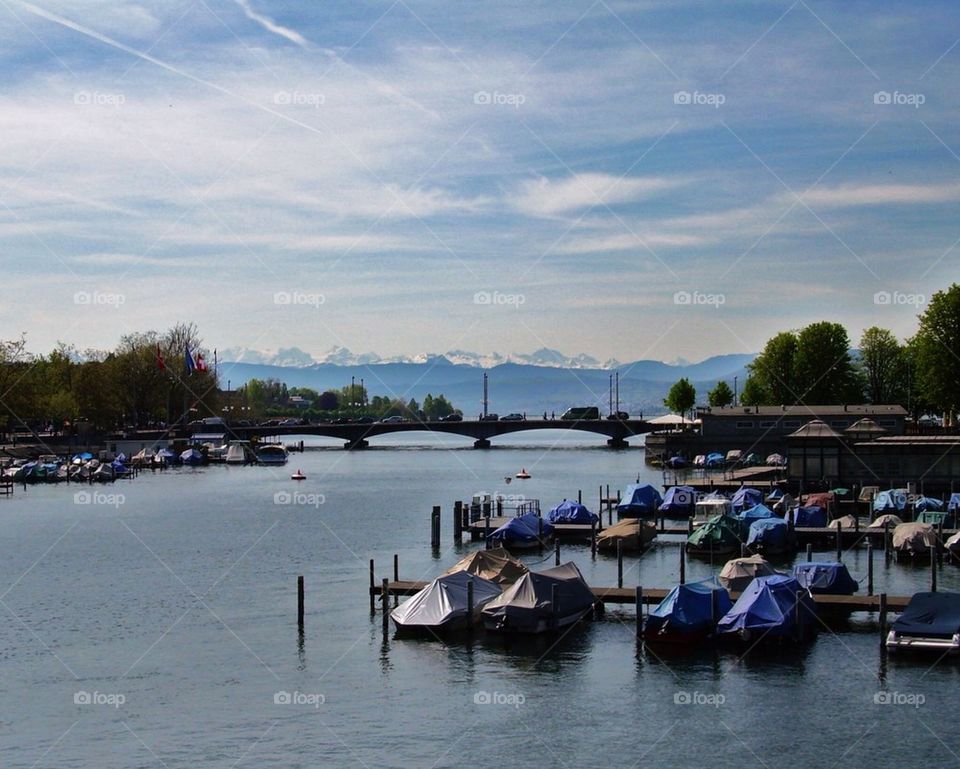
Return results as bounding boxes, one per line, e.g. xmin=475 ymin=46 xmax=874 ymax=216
xmin=746 ymin=518 xmax=790 ymax=549
xmin=705 ymin=452 xmax=725 ymax=466
xmin=617 ymin=484 xmax=663 ymax=515
xmin=659 ymin=486 xmax=696 ymax=515
xmin=717 ymin=575 xmax=817 ymax=638
xmin=784 ymin=505 xmax=828 ymax=527
xmin=488 ymin=512 xmax=553 ymax=546
xmin=949 ymin=494 xmax=960 ymax=513
xmin=873 ymin=489 xmax=907 ymax=512
xmin=792 ymin=562 xmax=858 ymax=595
xmin=647 ymin=577 xmax=733 ymax=635
xmin=914 ymin=496 xmax=944 ymax=513
xmin=732 ymin=487 xmax=763 ymax=512
xmin=766 ymin=488 xmax=785 ymax=501
xmin=180 ymin=448 xmax=204 ymax=464
xmin=892 ymin=592 xmax=960 ymax=638
xmin=545 ymin=500 xmax=598 ymax=524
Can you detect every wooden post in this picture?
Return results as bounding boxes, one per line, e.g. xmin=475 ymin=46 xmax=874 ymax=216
xmin=393 ymin=554 xmax=399 ymax=607
xmin=466 ymin=578 xmax=474 ymax=629
xmin=369 ymin=559 xmax=375 ymax=613
xmin=538 ymin=516 xmax=544 ymax=553
xmin=687 ymin=518 xmax=694 ymax=536
xmin=740 ymin=543 xmax=747 ymax=558
xmin=381 ymin=578 xmax=389 ymax=633
xmin=484 ymin=512 xmax=491 ymax=549
xmin=854 ymin=514 xmax=859 ymax=534
xmin=591 ymin=521 xmax=597 ymax=557
xmin=297 ymin=575 xmax=304 ymax=628
xmin=635 ymin=586 xmax=643 ymax=637
xmin=431 ymin=506 xmax=441 ymax=549
xmin=617 ymin=540 xmax=623 ymax=588
xmin=879 ymin=593 xmax=887 ymax=639
xmin=931 ymin=546 xmax=937 ymax=592
xmin=578 ymin=489 xmax=582 ymax=504
xmin=806 ymin=543 xmax=813 ymax=562
xmin=599 ymin=485 xmax=603 ymax=513
xmin=554 ymin=537 xmax=561 ymax=566
xmin=496 ymin=496 xmax=502 ymax=516
xmin=835 ymin=522 xmax=842 ymax=562
xmin=867 ymin=541 xmax=874 ymax=595
xmin=454 ymin=500 xmax=463 ymax=544
xmin=884 ymin=519 xmax=890 ymax=560
xmin=679 ymin=545 xmax=685 ymax=585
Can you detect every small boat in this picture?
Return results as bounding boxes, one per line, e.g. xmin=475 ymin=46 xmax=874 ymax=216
xmin=718 ymin=555 xmax=779 ymax=593
xmin=443 ymin=547 xmax=528 ymax=586
xmin=544 ymin=500 xmax=598 ymax=525
xmin=791 ymin=562 xmax=858 ymax=596
xmin=225 ymin=441 xmax=253 ymax=465
xmin=892 ymin=522 xmax=938 ymax=558
xmin=391 ymin=572 xmax=502 ymax=636
xmin=746 ymin=517 xmax=793 ymax=556
xmin=487 ymin=512 xmax=552 ymax=550
xmin=659 ymin=485 xmax=696 ymax=518
xmin=596 ymin=518 xmax=657 ymax=552
xmin=481 ymin=562 xmax=598 ymax=634
xmin=704 ymin=452 xmax=725 ymax=468
xmin=616 ymin=483 xmax=663 ymax=519
xmin=783 ymin=505 xmax=827 ymax=527
xmin=665 ymin=455 xmax=686 ymax=469
xmin=736 ymin=503 xmax=775 ymax=538
xmin=515 ymin=468 xmax=531 ymax=479
xmin=257 ymin=444 xmax=289 ymax=465
xmin=873 ymin=489 xmax=908 ymax=514
xmin=886 ymin=591 xmax=960 ymax=654
xmin=693 ymin=492 xmax=732 ymax=524
xmin=731 ymin=487 xmax=763 ymax=513
xmin=945 ymin=532 xmax=960 ymax=558
xmin=686 ymin=514 xmax=742 ymax=557
xmin=291 ymin=469 xmax=306 ymax=480
xmin=826 ymin=514 xmax=858 ymax=530
xmin=180 ymin=448 xmax=204 ymax=466
xmin=644 ymin=577 xmax=733 ymax=644
xmin=868 ymin=513 xmax=903 ymax=529
xmin=716 ymin=575 xmax=818 ymax=644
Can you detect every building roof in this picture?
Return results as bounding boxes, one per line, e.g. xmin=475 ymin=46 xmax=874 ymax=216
xmin=845 ymin=417 xmax=888 ymax=435
xmin=787 ymin=419 xmax=844 ymax=439
xmin=699 ymin=404 xmax=906 ymax=418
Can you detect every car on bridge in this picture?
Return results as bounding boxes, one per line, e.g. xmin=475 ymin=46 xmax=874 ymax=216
xmin=479 ymin=414 xmax=499 ymax=421
xmin=561 ymin=407 xmax=600 ymax=420
xmin=379 ymin=415 xmax=406 ymax=423
xmin=607 ymin=411 xmax=629 ymax=420
xmin=501 ymin=413 xmax=524 ymax=421
xmin=439 ymin=413 xmax=462 ymax=422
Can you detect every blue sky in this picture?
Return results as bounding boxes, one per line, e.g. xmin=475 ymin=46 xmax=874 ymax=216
xmin=1 ymin=0 xmax=957 ymax=364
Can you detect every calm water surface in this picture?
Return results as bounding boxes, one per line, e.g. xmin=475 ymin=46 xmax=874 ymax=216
xmin=1 ymin=432 xmax=958 ymax=767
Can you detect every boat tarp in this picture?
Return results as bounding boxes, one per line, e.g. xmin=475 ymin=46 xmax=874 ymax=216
xmin=687 ymin=514 xmax=742 ymax=550
xmin=481 ymin=562 xmax=596 ymax=630
xmin=868 ymin=514 xmax=902 ymax=529
xmin=892 ymin=523 xmax=937 ymax=552
xmin=949 ymin=493 xmax=960 ymax=513
xmin=647 ymin=578 xmax=732 ymax=635
xmin=792 ymin=562 xmax=858 ymax=595
xmin=784 ymin=505 xmax=827 ymax=528
xmin=443 ymin=548 xmax=528 ymax=586
xmin=945 ymin=532 xmax=960 ymax=554
xmin=545 ymin=500 xmax=598 ymax=524
xmin=391 ymin=572 xmax=501 ymax=629
xmin=659 ymin=486 xmax=696 ymax=515
xmin=746 ymin=518 xmax=790 ymax=549
xmin=616 ymin=484 xmax=663 ymax=515
xmin=705 ymin=452 xmax=725 ymax=466
xmin=873 ymin=489 xmax=908 ymax=512
xmin=731 ymin=488 xmax=763 ymax=512
xmin=801 ymin=492 xmax=836 ymax=510
xmin=596 ymin=518 xmax=657 ymax=551
xmin=180 ymin=448 xmax=203 ymax=463
xmin=892 ymin=592 xmax=960 ymax=639
xmin=487 ymin=512 xmax=553 ymax=546
xmin=914 ymin=496 xmax=944 ymax=513
xmin=827 ymin=515 xmax=858 ymax=530
xmin=718 ymin=555 xmax=778 ymax=593
xmin=716 ymin=575 xmax=817 ymax=637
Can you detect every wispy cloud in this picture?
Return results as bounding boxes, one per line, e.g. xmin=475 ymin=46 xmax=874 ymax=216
xmin=511 ymin=173 xmax=683 ymax=217
xmin=232 ymin=0 xmax=307 ymax=47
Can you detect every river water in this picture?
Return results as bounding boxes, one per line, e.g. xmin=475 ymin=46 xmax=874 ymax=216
xmin=1 ymin=431 xmax=958 ymax=768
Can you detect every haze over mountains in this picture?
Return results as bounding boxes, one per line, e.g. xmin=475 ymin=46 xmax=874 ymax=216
xmin=217 ymin=347 xmax=756 ymax=416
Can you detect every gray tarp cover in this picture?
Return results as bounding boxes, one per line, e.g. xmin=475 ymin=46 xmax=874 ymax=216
xmin=596 ymin=518 xmax=657 ymax=550
xmin=481 ymin=562 xmax=596 ymax=629
xmin=391 ymin=572 xmax=501 ymax=629
xmin=892 ymin=523 xmax=938 ymax=552
xmin=443 ymin=548 xmax=528 ymax=586
xmin=718 ymin=555 xmax=779 ymax=593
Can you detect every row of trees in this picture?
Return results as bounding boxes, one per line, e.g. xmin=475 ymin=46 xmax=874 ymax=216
xmin=665 ymin=283 xmax=960 ymax=421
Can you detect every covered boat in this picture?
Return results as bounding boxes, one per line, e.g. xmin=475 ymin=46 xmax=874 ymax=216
xmin=545 ymin=500 xmax=598 ymax=525
xmin=792 ymin=562 xmax=858 ymax=595
xmin=694 ymin=492 xmax=732 ymax=522
xmin=644 ymin=578 xmax=732 ymax=643
xmin=391 ymin=572 xmax=501 ymax=635
xmin=731 ymin=487 xmax=763 ymax=513
xmin=616 ymin=484 xmax=663 ymax=519
xmin=827 ymin=514 xmax=858 ymax=530
xmin=949 ymin=493 xmax=960 ymax=514
xmin=716 ymin=575 xmax=818 ymax=643
xmin=718 ymin=555 xmax=779 ymax=593
xmin=945 ymin=532 xmax=960 ymax=557
xmin=868 ymin=513 xmax=902 ymax=529
xmin=487 ymin=512 xmax=553 ymax=550
xmin=596 ymin=518 xmax=657 ymax=552
xmin=225 ymin=441 xmax=253 ymax=464
xmin=665 ymin=456 xmax=687 ymax=469
xmin=693 ymin=454 xmax=706 ymax=467
xmin=737 ymin=503 xmax=775 ymax=538
xmin=257 ymin=444 xmax=289 ymax=465
xmin=686 ymin=514 xmax=742 ymax=556
xmin=892 ymin=523 xmax=938 ymax=556
xmin=914 ymin=496 xmax=943 ymax=513
xmin=783 ymin=505 xmax=827 ymax=528
xmin=801 ymin=492 xmax=836 ymax=515
xmin=659 ymin=486 xmax=696 ymax=517
xmin=746 ymin=518 xmax=792 ymax=555
xmin=873 ymin=489 xmax=908 ymax=513
xmin=886 ymin=592 xmax=960 ymax=654
xmin=180 ymin=447 xmax=204 ymax=465
xmin=704 ymin=452 xmax=725 ymax=468
xmin=443 ymin=547 xmax=528 ymax=586
xmin=481 ymin=563 xmax=597 ymax=634
xmin=771 ymin=492 xmax=797 ymax=515
xmin=766 ymin=453 xmax=786 ymax=466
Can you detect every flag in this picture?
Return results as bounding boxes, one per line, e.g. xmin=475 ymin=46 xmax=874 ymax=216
xmin=185 ymin=344 xmax=197 ymax=374
xmin=196 ymin=353 xmax=207 ymax=372
xmin=156 ymin=344 xmax=165 ymax=371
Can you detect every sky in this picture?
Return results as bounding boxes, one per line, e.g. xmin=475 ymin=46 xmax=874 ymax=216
xmin=1 ymin=0 xmax=958 ymax=365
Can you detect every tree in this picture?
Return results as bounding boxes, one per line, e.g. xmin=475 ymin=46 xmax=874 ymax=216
xmin=707 ymin=380 xmax=734 ymax=408
xmin=664 ymin=378 xmax=696 ymax=420
xmin=317 ymin=391 xmax=339 ymax=411
xmin=913 ymin=283 xmax=960 ymax=422
xmin=793 ymin=321 xmax=863 ymax=404
xmin=739 ymin=376 xmax=767 ymax=407
xmin=858 ymin=327 xmax=906 ymax=404
xmin=747 ymin=331 xmax=798 ymax=405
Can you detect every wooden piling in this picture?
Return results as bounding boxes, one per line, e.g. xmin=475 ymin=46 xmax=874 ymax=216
xmin=578 ymin=489 xmax=582 ymax=504
xmin=554 ymin=538 xmax=561 ymax=566
xmin=381 ymin=578 xmax=389 ymax=632
xmin=454 ymin=500 xmax=463 ymax=544
xmin=679 ymin=545 xmax=685 ymax=585
xmin=806 ymin=543 xmax=813 ymax=562
xmin=931 ymin=547 xmax=937 ymax=592
xmin=617 ymin=540 xmax=623 ymax=589
xmin=867 ymin=541 xmax=874 ymax=595
xmin=297 ymin=575 xmax=304 ymax=628
xmin=466 ymin=579 xmax=474 ymax=629
xmin=883 ymin=519 xmax=890 ymax=560
xmin=369 ymin=559 xmax=375 ymax=613
xmin=591 ymin=521 xmax=597 ymax=557
xmin=879 ymin=593 xmax=888 ymax=639
xmin=431 ymin=506 xmax=441 ymax=549
xmin=687 ymin=518 xmax=694 ymax=536
xmin=393 ymin=554 xmax=399 ymax=606
xmin=635 ymin=586 xmax=643 ymax=637
xmin=835 ymin=522 xmax=842 ymax=562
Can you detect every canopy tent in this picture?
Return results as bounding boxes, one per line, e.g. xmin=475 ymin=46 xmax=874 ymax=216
xmin=873 ymin=489 xmax=908 ymax=513
xmin=792 ymin=562 xmax=858 ymax=595
xmin=891 ymin=592 xmax=960 ymax=638
xmin=784 ymin=505 xmax=828 ymax=528
xmin=545 ymin=500 xmax=598 ymax=525
xmin=892 ymin=523 xmax=938 ymax=554
xmin=659 ymin=486 xmax=696 ymax=517
xmin=645 ymin=578 xmax=732 ymax=639
xmin=718 ymin=555 xmax=779 ymax=593
xmin=444 ymin=548 xmax=528 ymax=586
xmin=686 ymin=514 xmax=742 ymax=555
xmin=391 ymin=572 xmax=501 ymax=633
xmin=487 ymin=513 xmax=553 ymax=549
xmin=746 ymin=518 xmax=791 ymax=554
xmin=481 ymin=563 xmax=596 ymax=634
xmin=868 ymin=513 xmax=903 ymax=529
xmin=616 ymin=484 xmax=663 ymax=518
xmin=716 ymin=575 xmax=818 ymax=641
xmin=596 ymin=518 xmax=657 ymax=552
xmin=731 ymin=487 xmax=763 ymax=513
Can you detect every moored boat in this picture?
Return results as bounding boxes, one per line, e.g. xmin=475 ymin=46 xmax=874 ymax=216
xmin=481 ymin=562 xmax=597 ymax=634
xmin=391 ymin=572 xmax=502 ymax=636
xmin=487 ymin=512 xmax=553 ymax=550
xmin=886 ymin=591 xmax=960 ymax=654
xmin=596 ymin=517 xmax=657 ymax=552
xmin=644 ymin=577 xmax=732 ymax=644
xmin=716 ymin=575 xmax=818 ymax=644
xmin=256 ymin=443 xmax=289 ymax=465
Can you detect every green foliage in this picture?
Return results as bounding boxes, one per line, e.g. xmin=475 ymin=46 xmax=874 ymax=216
xmin=739 ymin=376 xmax=767 ymax=407
xmin=913 ymin=283 xmax=960 ymax=418
xmin=707 ymin=380 xmax=734 ymax=407
xmin=858 ymin=327 xmax=906 ymax=404
xmin=664 ymin=377 xmax=696 ymax=419
xmin=793 ymin=321 xmax=863 ymax=404
xmin=747 ymin=331 xmax=798 ymax=404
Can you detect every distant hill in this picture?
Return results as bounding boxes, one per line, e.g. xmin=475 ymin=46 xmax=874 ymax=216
xmin=216 ymin=353 xmax=756 ymax=416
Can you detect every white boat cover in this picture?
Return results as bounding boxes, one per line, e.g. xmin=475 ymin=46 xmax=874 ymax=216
xmin=481 ymin=562 xmax=596 ymax=633
xmin=771 ymin=493 xmax=796 ymax=514
xmin=718 ymin=555 xmax=780 ymax=593
xmin=443 ymin=547 xmax=528 ymax=586
xmin=596 ymin=518 xmax=657 ymax=551
xmin=892 ymin=523 xmax=938 ymax=553
xmin=391 ymin=572 xmax=501 ymax=630
xmin=945 ymin=532 xmax=960 ymax=555
xmin=827 ymin=515 xmax=858 ymax=529
xmin=868 ymin=514 xmax=903 ymax=529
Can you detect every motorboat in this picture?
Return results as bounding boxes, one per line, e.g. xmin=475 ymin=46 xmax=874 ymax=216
xmin=291 ymin=469 xmax=306 ymax=480
xmin=886 ymin=592 xmax=960 ymax=654
xmin=791 ymin=562 xmax=858 ymax=595
xmin=718 ymin=555 xmax=779 ymax=593
xmin=544 ymin=500 xmax=598 ymax=525
xmin=686 ymin=514 xmax=742 ymax=557
xmin=481 ymin=562 xmax=597 ymax=634
xmin=716 ymin=575 xmax=818 ymax=644
xmin=644 ymin=577 xmax=733 ymax=643
xmin=487 ymin=513 xmax=553 ymax=550
xmin=515 ymin=468 xmax=531 ymax=479
xmin=659 ymin=486 xmax=696 ymax=518
xmin=596 ymin=518 xmax=657 ymax=552
xmin=225 ymin=441 xmax=254 ymax=465
xmin=443 ymin=548 xmax=528 ymax=586
xmin=616 ymin=483 xmax=663 ymax=519
xmin=391 ymin=572 xmax=502 ymax=636
xmin=257 ymin=444 xmax=289 ymax=465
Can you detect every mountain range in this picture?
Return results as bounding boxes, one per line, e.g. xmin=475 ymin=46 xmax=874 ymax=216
xmin=215 ymin=348 xmax=757 ymax=416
